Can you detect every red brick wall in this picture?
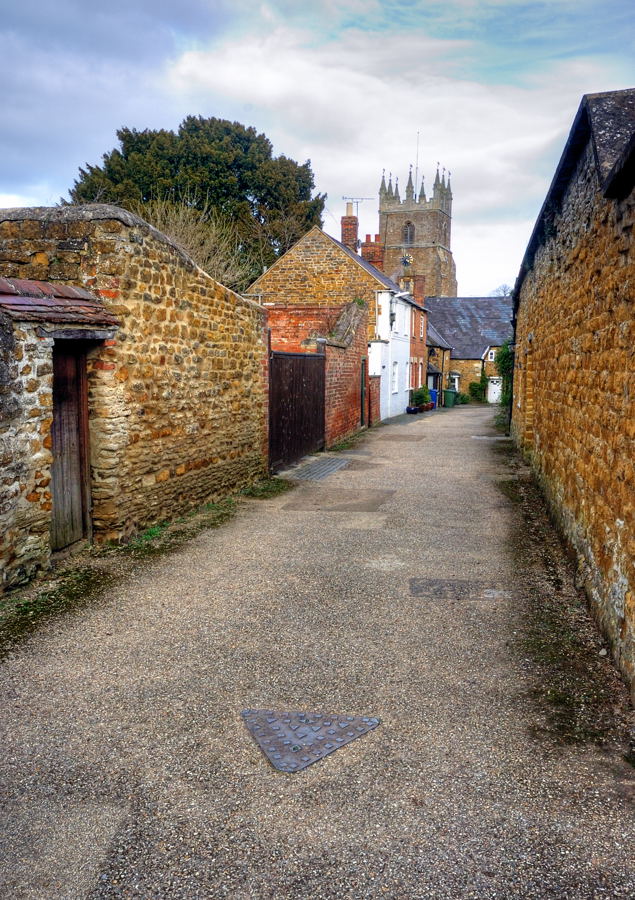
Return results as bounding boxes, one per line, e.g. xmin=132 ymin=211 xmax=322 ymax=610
xmin=267 ymin=303 xmax=369 ymax=447
xmin=324 ymin=327 xmax=367 ymax=447
xmin=410 ymin=307 xmax=427 ymax=387
xmin=267 ymin=306 xmax=342 ymax=352
xmin=361 ymin=234 xmax=384 ymax=271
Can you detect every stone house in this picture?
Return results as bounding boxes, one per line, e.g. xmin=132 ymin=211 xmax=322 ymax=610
xmin=0 ymin=205 xmax=268 ymax=591
xmin=425 ymin=296 xmax=513 ymax=400
xmin=247 ymin=224 xmax=425 ymax=423
xmin=511 ymin=88 xmax=635 ymax=697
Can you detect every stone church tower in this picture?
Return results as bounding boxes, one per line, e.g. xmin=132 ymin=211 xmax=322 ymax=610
xmin=360 ymin=167 xmax=458 ymax=300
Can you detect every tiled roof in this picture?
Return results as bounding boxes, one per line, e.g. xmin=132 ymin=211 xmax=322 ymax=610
xmin=325 ymin=233 xmax=425 ymax=310
xmin=0 ymin=278 xmax=120 ymax=326
xmin=425 ymin=296 xmax=513 ymax=359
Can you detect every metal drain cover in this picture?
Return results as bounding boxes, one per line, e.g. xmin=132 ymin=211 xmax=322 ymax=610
xmin=288 ymin=457 xmax=350 ymax=481
xmin=242 ymin=709 xmax=380 ymax=773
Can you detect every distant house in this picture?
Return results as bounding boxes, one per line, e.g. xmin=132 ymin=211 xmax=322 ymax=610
xmin=425 ymin=296 xmax=513 ymax=400
xmin=0 ymin=205 xmax=268 ymax=590
xmin=425 ymin=322 xmax=453 ymax=400
xmin=512 ymin=88 xmax=635 ymax=698
xmin=247 ymin=224 xmax=426 ymax=424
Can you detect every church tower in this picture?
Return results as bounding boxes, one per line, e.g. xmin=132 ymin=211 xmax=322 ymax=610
xmin=362 ymin=166 xmax=457 ymax=299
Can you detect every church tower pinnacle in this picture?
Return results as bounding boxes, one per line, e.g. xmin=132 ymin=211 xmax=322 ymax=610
xmin=367 ymin=164 xmax=457 ymax=297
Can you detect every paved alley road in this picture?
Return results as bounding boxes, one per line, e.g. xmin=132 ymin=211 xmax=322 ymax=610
xmin=1 ymin=407 xmax=634 ymax=898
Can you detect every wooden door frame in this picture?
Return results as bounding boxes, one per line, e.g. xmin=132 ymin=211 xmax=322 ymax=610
xmin=51 ymin=339 xmax=93 ymax=550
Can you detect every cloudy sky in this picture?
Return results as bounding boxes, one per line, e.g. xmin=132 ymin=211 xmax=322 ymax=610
xmin=2 ymin=0 xmax=633 ymax=293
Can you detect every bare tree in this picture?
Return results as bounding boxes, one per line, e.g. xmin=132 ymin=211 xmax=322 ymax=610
xmin=491 ymin=283 xmax=513 ymax=297
xmin=132 ymin=197 xmax=258 ymax=292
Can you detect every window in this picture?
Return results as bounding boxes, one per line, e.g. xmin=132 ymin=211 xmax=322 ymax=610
xmin=488 ymin=349 xmax=496 ymax=362
xmin=419 ymin=361 xmax=423 ymax=387
xmin=420 ymin=316 xmax=424 ymax=339
xmin=402 ymin=221 xmax=415 ymax=245
xmin=392 ymin=361 xmax=398 ymax=393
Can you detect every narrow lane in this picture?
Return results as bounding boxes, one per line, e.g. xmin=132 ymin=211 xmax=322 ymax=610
xmin=1 ymin=407 xmax=633 ymax=898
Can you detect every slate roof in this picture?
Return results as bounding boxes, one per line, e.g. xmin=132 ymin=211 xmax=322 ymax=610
xmin=515 ymin=88 xmax=635 ymax=297
xmin=425 ymin=296 xmax=513 ymax=359
xmin=0 ymin=278 xmax=120 ymax=327
xmin=426 ymin=322 xmax=452 ymax=350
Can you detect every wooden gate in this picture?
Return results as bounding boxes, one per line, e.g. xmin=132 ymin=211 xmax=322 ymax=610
xmin=269 ymin=350 xmax=325 ymax=471
xmin=50 ymin=342 xmax=91 ymax=550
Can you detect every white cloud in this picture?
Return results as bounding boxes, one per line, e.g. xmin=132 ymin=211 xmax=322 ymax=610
xmin=0 ymin=188 xmax=55 ymax=209
xmin=165 ymin=25 xmax=628 ymax=292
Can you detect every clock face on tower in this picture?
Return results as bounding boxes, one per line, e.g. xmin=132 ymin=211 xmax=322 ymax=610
xmin=401 ymin=252 xmax=414 ymax=267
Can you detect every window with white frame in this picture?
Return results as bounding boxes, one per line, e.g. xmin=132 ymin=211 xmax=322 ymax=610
xmin=392 ymin=361 xmax=398 ymax=393
xmin=488 ymin=349 xmax=496 ymax=362
xmin=420 ymin=315 xmax=424 ymax=339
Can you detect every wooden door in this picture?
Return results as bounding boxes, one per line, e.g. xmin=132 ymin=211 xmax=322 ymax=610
xmin=50 ymin=343 xmax=90 ymax=550
xmin=269 ymin=350 xmax=325 ymax=471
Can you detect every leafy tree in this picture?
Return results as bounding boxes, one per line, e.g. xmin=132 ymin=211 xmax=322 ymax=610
xmin=68 ymin=116 xmax=325 ymax=282
xmin=495 ymin=340 xmax=514 ymax=407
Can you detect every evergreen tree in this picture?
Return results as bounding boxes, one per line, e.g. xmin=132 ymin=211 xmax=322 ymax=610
xmin=68 ymin=116 xmax=325 ymax=284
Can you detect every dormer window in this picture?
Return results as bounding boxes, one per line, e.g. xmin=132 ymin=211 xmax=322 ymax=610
xmin=402 ymin=221 xmax=415 ymax=245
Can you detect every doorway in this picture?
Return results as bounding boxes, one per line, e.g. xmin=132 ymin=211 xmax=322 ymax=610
xmin=50 ymin=342 xmax=91 ymax=550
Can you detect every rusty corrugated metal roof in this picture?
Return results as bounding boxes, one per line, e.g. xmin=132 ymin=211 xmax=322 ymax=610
xmin=0 ymin=278 xmax=120 ymax=326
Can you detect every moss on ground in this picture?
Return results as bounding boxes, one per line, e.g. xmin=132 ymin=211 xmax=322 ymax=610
xmin=494 ymin=440 xmax=633 ymax=753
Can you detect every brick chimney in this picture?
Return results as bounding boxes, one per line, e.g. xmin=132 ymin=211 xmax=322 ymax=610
xmin=340 ymin=202 xmax=359 ymax=252
xmin=361 ymin=233 xmax=385 ymax=271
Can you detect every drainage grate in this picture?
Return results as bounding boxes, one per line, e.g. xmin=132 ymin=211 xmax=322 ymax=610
xmin=288 ymin=457 xmax=351 ymax=481
xmin=242 ymin=709 xmax=380 ymax=773
xmin=409 ymin=578 xmax=511 ymax=601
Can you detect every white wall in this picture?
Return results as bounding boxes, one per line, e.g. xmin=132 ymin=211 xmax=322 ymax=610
xmin=372 ymin=290 xmax=412 ymax=419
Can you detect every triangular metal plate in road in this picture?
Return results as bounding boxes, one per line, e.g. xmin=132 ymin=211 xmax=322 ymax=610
xmin=241 ymin=709 xmax=381 ymax=773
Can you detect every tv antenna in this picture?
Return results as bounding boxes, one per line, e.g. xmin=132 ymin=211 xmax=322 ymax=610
xmin=342 ymin=196 xmax=374 ymax=216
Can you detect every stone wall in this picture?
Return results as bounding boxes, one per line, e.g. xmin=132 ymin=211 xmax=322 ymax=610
xmin=0 ymin=206 xmax=269 ymax=564
xmin=512 ymin=141 xmax=635 ymax=696
xmin=0 ymin=321 xmax=54 ymax=589
xmin=249 ymin=227 xmax=381 ymax=339
xmin=448 ymin=358 xmax=483 ymax=392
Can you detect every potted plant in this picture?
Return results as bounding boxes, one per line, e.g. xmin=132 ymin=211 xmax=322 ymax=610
xmin=411 ymin=386 xmax=431 ymax=411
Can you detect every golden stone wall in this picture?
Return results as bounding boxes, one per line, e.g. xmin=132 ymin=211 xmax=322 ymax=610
xmin=0 ymin=207 xmax=268 ymax=577
xmin=512 ymin=142 xmax=635 ymax=696
xmin=447 ymin=358 xmax=483 ymax=391
xmin=248 ymin=227 xmax=381 ymax=339
xmin=0 ymin=321 xmax=54 ymax=589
